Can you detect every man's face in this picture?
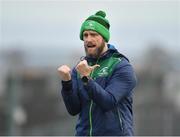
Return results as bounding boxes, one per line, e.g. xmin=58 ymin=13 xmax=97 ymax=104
xmin=83 ymin=30 xmax=106 ymax=58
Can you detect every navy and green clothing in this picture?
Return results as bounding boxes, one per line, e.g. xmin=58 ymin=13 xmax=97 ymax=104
xmin=61 ymin=44 xmax=137 ymax=136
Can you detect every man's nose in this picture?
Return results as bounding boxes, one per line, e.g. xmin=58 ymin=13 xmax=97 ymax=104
xmin=85 ymin=35 xmax=93 ymax=42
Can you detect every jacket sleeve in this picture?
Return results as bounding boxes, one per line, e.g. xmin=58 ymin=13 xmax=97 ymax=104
xmin=84 ymin=60 xmax=137 ymax=112
xmin=61 ymin=68 xmax=81 ymax=116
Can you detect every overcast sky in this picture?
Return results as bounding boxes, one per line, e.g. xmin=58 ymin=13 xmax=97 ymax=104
xmin=0 ymin=0 xmax=179 ymax=65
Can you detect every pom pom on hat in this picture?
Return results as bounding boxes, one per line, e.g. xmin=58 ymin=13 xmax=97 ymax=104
xmin=95 ymin=10 xmax=106 ymax=18
xmin=80 ymin=10 xmax=110 ymax=42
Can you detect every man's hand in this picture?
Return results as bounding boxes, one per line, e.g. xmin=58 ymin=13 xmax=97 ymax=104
xmin=57 ymin=65 xmax=71 ymax=81
xmin=76 ymin=60 xmax=100 ymax=77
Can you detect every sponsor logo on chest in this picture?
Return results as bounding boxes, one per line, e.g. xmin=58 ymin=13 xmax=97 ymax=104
xmin=97 ymin=67 xmax=109 ymax=77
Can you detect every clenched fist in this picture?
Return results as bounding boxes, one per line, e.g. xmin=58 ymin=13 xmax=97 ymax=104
xmin=57 ymin=65 xmax=71 ymax=81
xmin=76 ymin=60 xmax=100 ymax=77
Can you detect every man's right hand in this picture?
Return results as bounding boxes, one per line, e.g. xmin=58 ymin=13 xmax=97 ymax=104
xmin=57 ymin=65 xmax=71 ymax=81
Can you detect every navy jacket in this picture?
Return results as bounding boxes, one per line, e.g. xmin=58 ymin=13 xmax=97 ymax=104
xmin=61 ymin=44 xmax=137 ymax=136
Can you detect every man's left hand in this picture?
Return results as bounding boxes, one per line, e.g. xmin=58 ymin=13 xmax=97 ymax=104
xmin=76 ymin=60 xmax=100 ymax=77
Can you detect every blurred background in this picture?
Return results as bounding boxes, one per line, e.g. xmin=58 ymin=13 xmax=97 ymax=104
xmin=0 ymin=0 xmax=180 ymax=135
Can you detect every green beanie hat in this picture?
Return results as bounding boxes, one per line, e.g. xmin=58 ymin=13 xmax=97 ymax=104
xmin=80 ymin=10 xmax=110 ymax=42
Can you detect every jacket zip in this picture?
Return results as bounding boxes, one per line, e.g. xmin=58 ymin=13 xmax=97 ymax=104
xmin=117 ymin=108 xmax=123 ymax=132
xmin=88 ymin=59 xmax=100 ymax=136
xmin=89 ymin=100 xmax=93 ymax=136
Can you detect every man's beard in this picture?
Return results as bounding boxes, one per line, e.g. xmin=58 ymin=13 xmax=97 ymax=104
xmin=84 ymin=41 xmax=105 ymax=58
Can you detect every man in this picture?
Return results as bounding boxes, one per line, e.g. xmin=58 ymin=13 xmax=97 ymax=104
xmin=58 ymin=10 xmax=137 ymax=136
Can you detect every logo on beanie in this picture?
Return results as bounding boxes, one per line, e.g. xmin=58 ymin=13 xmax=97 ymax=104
xmin=87 ymin=22 xmax=95 ymax=29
